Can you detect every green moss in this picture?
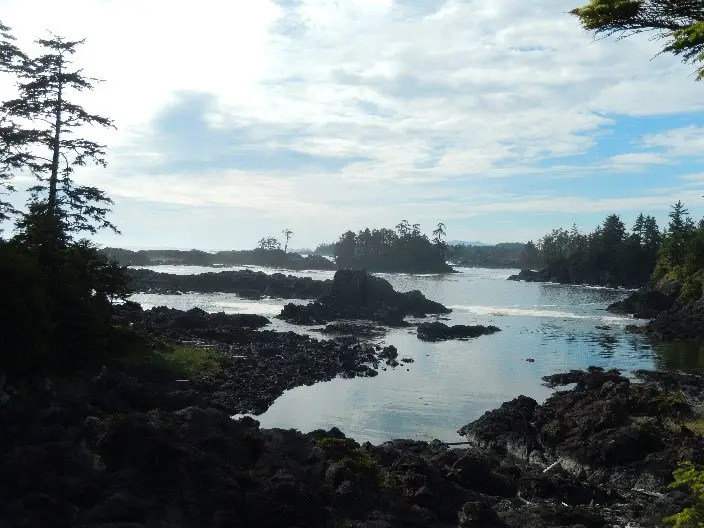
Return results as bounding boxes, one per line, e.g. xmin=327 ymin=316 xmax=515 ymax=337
xmin=120 ymin=345 xmax=219 ymax=378
xmin=684 ymin=419 xmax=704 ymax=437
xmin=666 ymin=462 xmax=704 ymax=526
xmin=317 ymin=436 xmax=381 ymax=486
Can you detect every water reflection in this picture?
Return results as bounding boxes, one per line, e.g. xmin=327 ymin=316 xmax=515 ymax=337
xmin=652 ymin=341 xmax=704 ymax=374
xmin=130 ymin=265 xmax=704 ymax=443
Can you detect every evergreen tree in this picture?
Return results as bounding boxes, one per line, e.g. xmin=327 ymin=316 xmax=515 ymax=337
xmin=2 ymin=33 xmax=117 ymax=252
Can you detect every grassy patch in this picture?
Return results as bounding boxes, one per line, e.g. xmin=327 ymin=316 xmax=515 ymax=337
xmin=121 ymin=344 xmax=219 ymax=378
xmin=683 ymin=419 xmax=704 ymax=437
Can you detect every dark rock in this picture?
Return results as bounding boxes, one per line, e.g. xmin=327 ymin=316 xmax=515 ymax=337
xmin=607 ymin=285 xmax=678 ymax=319
xmin=458 ymin=501 xmax=504 ymax=528
xmin=378 ymin=345 xmax=398 ymax=360
xmin=417 ymin=322 xmax=501 ymax=341
xmin=458 ymin=395 xmax=539 ymax=460
xmin=280 ymin=269 xmax=450 ymax=326
xmin=508 ymin=269 xmax=549 ymax=282
xmin=646 ymin=299 xmax=704 ymax=341
xmin=127 ymin=268 xmax=329 ymax=299
xmin=541 ymin=366 xmax=627 ymax=390
xmin=320 ymin=322 xmax=388 ymax=338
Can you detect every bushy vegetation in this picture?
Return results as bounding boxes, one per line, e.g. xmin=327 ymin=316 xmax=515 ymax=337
xmin=333 ymin=220 xmax=452 ymax=273
xmin=666 ymin=462 xmax=704 ymax=527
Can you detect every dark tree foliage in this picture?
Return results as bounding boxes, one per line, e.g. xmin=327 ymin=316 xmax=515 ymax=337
xmin=571 ymin=0 xmax=704 ymax=80
xmin=653 ymin=201 xmax=704 ymax=301
xmin=538 ymin=213 xmax=661 ymax=287
xmin=0 ymin=23 xmax=29 ymax=222
xmin=281 ymin=229 xmax=293 ymax=253
xmin=314 ymin=242 xmax=335 ymax=256
xmin=1 ymin=32 xmax=117 ymax=245
xmin=333 ymin=222 xmax=453 ymax=273
xmin=0 ymin=22 xmax=130 ymax=380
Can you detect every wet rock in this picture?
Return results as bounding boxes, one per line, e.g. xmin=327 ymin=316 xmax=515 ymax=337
xmin=541 ymin=366 xmax=627 ymax=390
xmin=417 ymin=322 xmax=501 ymax=341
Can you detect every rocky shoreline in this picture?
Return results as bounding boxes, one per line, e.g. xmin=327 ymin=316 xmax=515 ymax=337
xmin=607 ymin=280 xmax=704 ymax=342
xmin=3 ymin=270 xmax=703 ymax=526
xmin=127 ymin=268 xmax=329 ymax=299
xmin=114 ymin=302 xmax=407 ymax=414
xmin=2 ymin=349 xmax=701 ymax=528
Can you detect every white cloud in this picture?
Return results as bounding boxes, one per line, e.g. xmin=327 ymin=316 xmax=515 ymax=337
xmin=642 ymin=126 xmax=704 ymax=158
xmin=2 ymin=0 xmax=704 ymax=246
xmin=608 ymin=153 xmax=670 ymax=169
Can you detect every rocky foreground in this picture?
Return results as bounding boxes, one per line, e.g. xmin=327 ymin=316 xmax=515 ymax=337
xmin=2 ymin=360 xmax=702 ymax=527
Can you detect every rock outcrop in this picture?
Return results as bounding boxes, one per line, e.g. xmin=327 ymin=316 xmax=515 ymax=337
xmin=279 ymin=269 xmax=451 ymax=326
xmin=459 ymin=367 xmax=702 ymax=494
xmin=416 ymin=322 xmax=501 ymax=342
xmin=507 ymin=269 xmax=550 ymax=282
xmin=607 ymin=284 xmax=679 ymax=319
xmin=127 ymin=268 xmax=329 ymax=299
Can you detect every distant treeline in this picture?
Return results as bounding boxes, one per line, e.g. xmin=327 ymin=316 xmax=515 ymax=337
xmin=101 ymin=247 xmax=335 ymax=271
xmin=448 ymin=242 xmax=540 ymax=269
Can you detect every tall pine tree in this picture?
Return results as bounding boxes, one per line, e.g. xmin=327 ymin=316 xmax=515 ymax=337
xmin=2 ymin=32 xmax=117 ymax=251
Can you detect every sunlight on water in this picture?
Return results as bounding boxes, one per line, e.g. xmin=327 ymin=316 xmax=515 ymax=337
xmin=130 ymin=265 xmax=695 ymax=444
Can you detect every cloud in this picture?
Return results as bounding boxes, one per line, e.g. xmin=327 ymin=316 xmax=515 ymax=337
xmin=1 ymin=0 xmax=704 ymax=247
xmin=642 ymin=126 xmax=704 ymax=158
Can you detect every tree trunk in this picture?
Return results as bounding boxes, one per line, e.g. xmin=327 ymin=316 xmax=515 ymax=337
xmin=48 ymin=58 xmax=62 ymax=216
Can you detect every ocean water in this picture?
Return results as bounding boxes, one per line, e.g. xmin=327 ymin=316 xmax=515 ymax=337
xmin=130 ymin=266 xmax=704 ymax=444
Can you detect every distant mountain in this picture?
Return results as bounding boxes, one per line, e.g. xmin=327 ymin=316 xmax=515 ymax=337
xmin=447 ymin=240 xmax=490 ymax=247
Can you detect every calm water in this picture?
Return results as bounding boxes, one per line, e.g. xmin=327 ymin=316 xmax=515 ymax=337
xmin=130 ymin=265 xmax=704 ymax=444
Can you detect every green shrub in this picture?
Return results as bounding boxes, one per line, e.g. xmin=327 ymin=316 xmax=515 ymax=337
xmin=665 ymin=462 xmax=704 ymax=527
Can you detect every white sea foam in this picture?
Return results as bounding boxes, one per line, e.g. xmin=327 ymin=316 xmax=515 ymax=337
xmin=448 ymin=305 xmax=633 ymax=323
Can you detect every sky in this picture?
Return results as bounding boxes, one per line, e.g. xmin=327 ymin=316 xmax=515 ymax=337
xmin=1 ymin=0 xmax=704 ymax=250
